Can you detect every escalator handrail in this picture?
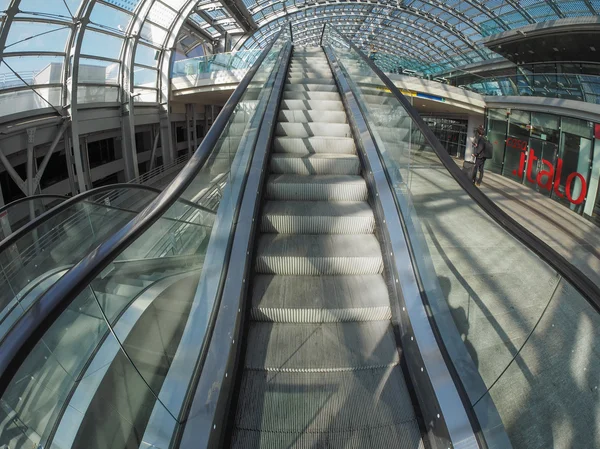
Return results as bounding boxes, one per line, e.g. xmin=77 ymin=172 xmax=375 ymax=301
xmin=0 ymin=183 xmax=210 ymax=253
xmin=0 ymin=27 xmax=285 ymax=397
xmin=325 ymin=24 xmax=600 ymax=312
xmin=0 ymin=194 xmax=67 ymax=215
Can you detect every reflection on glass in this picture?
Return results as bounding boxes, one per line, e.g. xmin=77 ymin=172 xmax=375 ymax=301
xmin=323 ymin=24 xmax=600 ymax=449
xmin=0 ymin=28 xmax=291 ymax=449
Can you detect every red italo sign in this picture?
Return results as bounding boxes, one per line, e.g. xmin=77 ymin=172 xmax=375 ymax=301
xmin=507 ymin=137 xmax=587 ymax=205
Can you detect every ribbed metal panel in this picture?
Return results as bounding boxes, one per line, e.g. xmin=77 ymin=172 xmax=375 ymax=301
xmin=255 ymin=255 xmax=383 ymax=275
xmin=280 ymin=99 xmax=344 ymax=110
xmin=270 ymin=155 xmax=359 ymax=175
xmin=231 ymin=421 xmax=424 ymax=449
xmin=261 ymin=214 xmax=373 ymax=234
xmin=286 ymin=77 xmax=336 ymax=85
xmin=275 ymin=123 xmax=351 ymax=138
xmin=245 ymin=321 xmax=399 ymax=371
xmin=235 ymin=366 xmax=415 ymax=432
xmin=273 ymin=137 xmax=355 ymax=154
xmin=282 ymin=91 xmax=340 ymax=101
xmin=283 ymin=84 xmax=339 ymax=93
xmin=266 ymin=175 xmax=368 ymax=201
xmin=277 ymin=109 xmax=347 ymax=123
xmin=250 ymin=306 xmax=391 ymax=322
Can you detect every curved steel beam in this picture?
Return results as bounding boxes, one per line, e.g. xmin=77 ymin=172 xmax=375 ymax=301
xmin=241 ymin=5 xmax=486 ymax=60
xmin=248 ymin=11 xmax=470 ymax=64
xmin=292 ymin=20 xmax=447 ymax=64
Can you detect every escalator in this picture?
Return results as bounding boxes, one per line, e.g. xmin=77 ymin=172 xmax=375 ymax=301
xmin=0 ymin=24 xmax=599 ymax=449
xmin=229 ymin=47 xmax=423 ymax=447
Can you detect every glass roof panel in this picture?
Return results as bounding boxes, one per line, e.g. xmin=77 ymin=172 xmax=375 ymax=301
xmin=135 ymin=43 xmax=160 ymax=67
xmin=4 ymin=21 xmax=70 ymax=53
xmin=140 ymin=21 xmax=168 ymax=46
xmin=148 ymin=1 xmax=178 ymax=29
xmin=81 ymin=30 xmax=124 ymax=59
xmin=18 ymin=0 xmax=78 ymax=19
xmin=103 ymin=0 xmax=144 ymax=13
xmin=89 ymin=3 xmax=132 ymax=34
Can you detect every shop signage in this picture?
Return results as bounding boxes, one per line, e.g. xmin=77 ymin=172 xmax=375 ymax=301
xmin=507 ymin=137 xmax=587 ymax=205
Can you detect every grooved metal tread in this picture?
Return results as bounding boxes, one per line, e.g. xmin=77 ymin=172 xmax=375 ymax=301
xmin=270 ymin=154 xmax=360 ymax=175
xmin=257 ymin=233 xmax=382 ymax=257
xmin=234 ymin=366 xmax=416 ymax=432
xmin=245 ymin=321 xmax=399 ymax=371
xmin=280 ymin=99 xmax=344 ymax=111
xmin=273 ymin=136 xmax=356 ymax=154
xmin=277 ymin=109 xmax=347 ymax=123
xmin=231 ymin=421 xmax=425 ymax=449
xmin=262 ymin=200 xmax=373 ymax=217
xmin=261 ymin=199 xmax=374 ymax=233
xmin=266 ymin=174 xmax=368 ymax=201
xmin=250 ymin=274 xmax=391 ymax=322
xmin=275 ymin=122 xmax=351 ymax=138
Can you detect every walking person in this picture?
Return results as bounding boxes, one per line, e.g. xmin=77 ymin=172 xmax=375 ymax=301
xmin=472 ymin=125 xmax=493 ymax=186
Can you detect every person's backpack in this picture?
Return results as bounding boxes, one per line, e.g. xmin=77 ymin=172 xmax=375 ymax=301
xmin=479 ymin=137 xmax=494 ymax=159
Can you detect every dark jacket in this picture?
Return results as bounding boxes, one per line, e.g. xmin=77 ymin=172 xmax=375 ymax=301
xmin=474 ymin=135 xmax=493 ymax=159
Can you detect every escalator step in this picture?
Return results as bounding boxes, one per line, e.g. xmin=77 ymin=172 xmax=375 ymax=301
xmin=277 ymin=109 xmax=347 ymax=123
xmin=260 ymin=200 xmax=373 ymax=234
xmin=280 ymin=98 xmax=344 ymax=110
xmin=275 ymin=122 xmax=351 ymax=138
xmin=273 ymin=136 xmax=355 ymax=155
xmin=234 ymin=366 xmax=416 ymax=433
xmin=255 ymin=234 xmax=383 ymax=275
xmin=231 ymin=421 xmax=424 ymax=449
xmin=266 ymin=174 xmax=367 ymax=201
xmin=244 ymin=321 xmax=399 ymax=371
xmin=282 ymin=91 xmax=341 ymax=101
xmin=269 ymin=154 xmax=360 ymax=175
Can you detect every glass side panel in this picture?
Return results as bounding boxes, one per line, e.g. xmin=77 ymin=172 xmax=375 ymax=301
xmin=0 ymin=28 xmax=291 ymax=449
xmin=0 ymin=188 xmax=159 ymax=343
xmin=323 ymin=25 xmax=600 ymax=449
xmin=0 ymin=196 xmax=66 ymax=241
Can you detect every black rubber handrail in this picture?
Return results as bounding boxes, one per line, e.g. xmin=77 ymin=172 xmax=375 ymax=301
xmin=0 ymin=194 xmax=67 ymax=215
xmin=0 ymin=27 xmax=285 ymax=397
xmin=325 ymin=25 xmax=600 ymax=311
xmin=0 ymin=183 xmax=211 ymax=253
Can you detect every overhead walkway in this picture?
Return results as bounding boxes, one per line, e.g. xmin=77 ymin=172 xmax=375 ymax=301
xmin=0 ymin=25 xmax=599 ymax=449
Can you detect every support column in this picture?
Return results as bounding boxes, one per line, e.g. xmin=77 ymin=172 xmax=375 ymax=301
xmin=149 ymin=124 xmax=160 ymax=170
xmin=64 ymin=135 xmax=77 ymax=195
xmin=204 ymin=105 xmax=210 ymax=137
xmin=465 ymin=113 xmax=485 ymax=161
xmin=120 ymin=96 xmax=140 ymax=181
xmin=81 ymin=136 xmax=93 ymax=188
xmin=185 ymin=103 xmax=195 ymax=157
xmin=159 ymin=108 xmax=174 ymax=166
xmin=70 ymin=115 xmax=89 ymax=193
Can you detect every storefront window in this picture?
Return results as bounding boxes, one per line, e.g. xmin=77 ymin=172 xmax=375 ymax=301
xmin=486 ymin=108 xmax=599 ymax=226
xmin=487 ymin=109 xmax=508 ymax=174
xmin=503 ymin=109 xmax=530 ymax=182
xmin=525 ymin=113 xmax=560 ymax=197
xmin=554 ymin=117 xmax=593 ymax=212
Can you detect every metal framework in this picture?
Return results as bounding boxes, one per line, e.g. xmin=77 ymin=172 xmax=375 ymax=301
xmin=0 ymin=0 xmax=597 ymax=198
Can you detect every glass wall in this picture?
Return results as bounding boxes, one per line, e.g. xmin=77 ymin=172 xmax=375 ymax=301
xmin=422 ymin=116 xmax=468 ymax=158
xmin=486 ymin=108 xmax=600 ymax=225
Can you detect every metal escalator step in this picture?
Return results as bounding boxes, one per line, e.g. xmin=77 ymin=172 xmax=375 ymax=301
xmin=286 ymin=77 xmax=336 ymax=85
xmin=251 ymin=274 xmax=391 ymax=322
xmin=234 ymin=366 xmax=415 ymax=432
xmin=280 ymin=99 xmax=344 ymax=111
xmin=284 ymin=83 xmax=338 ymax=93
xmin=270 ymin=154 xmax=360 ymax=175
xmin=266 ymin=174 xmax=367 ymax=201
xmin=231 ymin=421 xmax=424 ymax=449
xmin=282 ymin=90 xmax=340 ymax=101
xmin=245 ymin=321 xmax=399 ymax=371
xmin=289 ymin=62 xmax=331 ymax=71
xmin=255 ymin=234 xmax=383 ymax=275
xmin=273 ymin=136 xmax=355 ymax=155
xmin=260 ymin=200 xmax=373 ymax=234
xmin=277 ymin=109 xmax=347 ymax=123
xmin=275 ymin=122 xmax=351 ymax=138
xmin=287 ymin=69 xmax=333 ymax=78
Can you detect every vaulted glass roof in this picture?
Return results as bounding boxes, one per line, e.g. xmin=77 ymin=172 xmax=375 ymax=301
xmin=0 ymin=0 xmax=597 ymax=119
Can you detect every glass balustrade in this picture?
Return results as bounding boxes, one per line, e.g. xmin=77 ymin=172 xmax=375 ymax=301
xmin=324 ymin=24 xmax=600 ymax=449
xmin=0 ymin=27 xmax=291 ymax=449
